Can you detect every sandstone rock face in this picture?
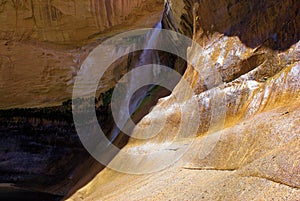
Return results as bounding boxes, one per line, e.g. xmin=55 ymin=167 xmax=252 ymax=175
xmin=0 ymin=0 xmax=163 ymax=109
xmin=0 ymin=0 xmax=164 ymax=198
xmin=0 ymin=0 xmax=162 ymax=43
xmin=68 ymin=0 xmax=300 ymax=200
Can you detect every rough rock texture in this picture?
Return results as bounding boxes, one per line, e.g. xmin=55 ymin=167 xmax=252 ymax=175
xmin=0 ymin=0 xmax=163 ymax=109
xmin=0 ymin=0 xmax=163 ymax=43
xmin=68 ymin=0 xmax=300 ymax=200
xmin=0 ymin=0 xmax=164 ymax=198
xmin=0 ymin=103 xmax=114 ymax=197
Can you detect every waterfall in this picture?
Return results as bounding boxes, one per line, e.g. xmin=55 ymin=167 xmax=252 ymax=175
xmin=137 ymin=22 xmax=162 ymax=66
xmin=110 ymin=21 xmax=163 ymax=142
xmin=129 ymin=21 xmax=162 ymax=114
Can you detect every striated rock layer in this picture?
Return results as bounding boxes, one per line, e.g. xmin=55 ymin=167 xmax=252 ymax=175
xmin=68 ymin=0 xmax=300 ymax=200
xmin=0 ymin=0 xmax=163 ymax=44
xmin=0 ymin=0 xmax=164 ymax=109
xmin=0 ymin=0 xmax=165 ymax=198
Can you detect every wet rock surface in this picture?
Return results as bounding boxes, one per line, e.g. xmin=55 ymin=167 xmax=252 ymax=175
xmin=0 ymin=0 xmax=165 ymax=198
xmin=68 ymin=0 xmax=300 ymax=200
xmin=0 ymin=0 xmax=299 ymax=200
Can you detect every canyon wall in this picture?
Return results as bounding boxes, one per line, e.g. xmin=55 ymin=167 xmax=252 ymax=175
xmin=0 ymin=0 xmax=164 ymax=198
xmin=0 ymin=0 xmax=162 ymax=43
xmin=1 ymin=0 xmax=299 ymax=200
xmin=68 ymin=0 xmax=300 ymax=200
xmin=0 ymin=0 xmax=163 ymax=109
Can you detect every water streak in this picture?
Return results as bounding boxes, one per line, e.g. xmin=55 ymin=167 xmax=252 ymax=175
xmin=110 ymin=21 xmax=163 ymax=142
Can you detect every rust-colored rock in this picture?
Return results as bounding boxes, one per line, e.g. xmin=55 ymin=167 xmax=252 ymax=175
xmin=0 ymin=0 xmax=164 ymax=109
xmin=0 ymin=0 xmax=163 ymax=43
xmin=68 ymin=0 xmax=300 ymax=200
xmin=0 ymin=0 xmax=164 ymax=199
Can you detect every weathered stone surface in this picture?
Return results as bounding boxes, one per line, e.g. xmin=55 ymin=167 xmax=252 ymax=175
xmin=0 ymin=0 xmax=163 ymax=43
xmin=67 ymin=54 xmax=300 ymax=201
xmin=0 ymin=0 xmax=164 ymax=109
xmin=68 ymin=0 xmax=300 ymax=200
xmin=1 ymin=0 xmax=299 ymax=200
xmin=0 ymin=0 xmax=165 ymax=198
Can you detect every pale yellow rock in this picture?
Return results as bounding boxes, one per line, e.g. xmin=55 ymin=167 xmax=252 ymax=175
xmin=67 ymin=0 xmax=300 ymax=200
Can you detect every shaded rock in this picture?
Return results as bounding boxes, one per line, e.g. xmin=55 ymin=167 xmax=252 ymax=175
xmin=0 ymin=0 xmax=165 ymax=198
xmin=67 ymin=0 xmax=300 ymax=200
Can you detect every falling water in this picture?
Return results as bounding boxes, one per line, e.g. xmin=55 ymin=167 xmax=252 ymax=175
xmin=110 ymin=21 xmax=163 ymax=142
xmin=129 ymin=21 xmax=162 ymax=114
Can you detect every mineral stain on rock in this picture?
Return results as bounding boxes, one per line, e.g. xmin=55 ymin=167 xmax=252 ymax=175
xmin=1 ymin=0 xmax=300 ymax=200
